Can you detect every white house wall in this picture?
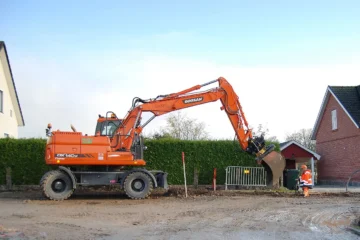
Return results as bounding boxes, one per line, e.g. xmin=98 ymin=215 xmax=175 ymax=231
xmin=0 ymin=54 xmax=18 ymax=138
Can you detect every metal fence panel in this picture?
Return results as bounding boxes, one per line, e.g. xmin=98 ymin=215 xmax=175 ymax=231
xmin=225 ymin=166 xmax=267 ymax=190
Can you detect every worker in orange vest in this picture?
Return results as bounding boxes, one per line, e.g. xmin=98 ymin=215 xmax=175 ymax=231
xmin=299 ymin=165 xmax=313 ymax=197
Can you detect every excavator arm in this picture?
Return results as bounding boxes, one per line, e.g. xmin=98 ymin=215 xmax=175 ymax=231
xmin=110 ymin=77 xmax=275 ymax=161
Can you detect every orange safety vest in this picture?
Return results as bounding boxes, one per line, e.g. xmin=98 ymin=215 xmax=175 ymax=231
xmin=299 ymin=169 xmax=313 ymax=188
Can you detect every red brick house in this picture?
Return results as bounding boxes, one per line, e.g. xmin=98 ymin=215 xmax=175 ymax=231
xmin=311 ymin=85 xmax=360 ymax=186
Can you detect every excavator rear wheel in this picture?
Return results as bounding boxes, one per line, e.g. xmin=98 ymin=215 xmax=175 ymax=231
xmin=123 ymin=171 xmax=153 ymax=199
xmin=40 ymin=170 xmax=74 ymax=200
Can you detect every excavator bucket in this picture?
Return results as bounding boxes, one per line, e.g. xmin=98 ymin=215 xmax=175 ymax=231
xmin=259 ymin=151 xmax=286 ymax=188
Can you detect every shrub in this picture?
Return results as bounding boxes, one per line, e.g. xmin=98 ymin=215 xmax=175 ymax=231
xmin=0 ymin=138 xmax=50 ymax=185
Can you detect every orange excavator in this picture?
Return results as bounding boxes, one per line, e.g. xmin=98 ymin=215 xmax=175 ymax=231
xmin=41 ymin=77 xmax=285 ymax=200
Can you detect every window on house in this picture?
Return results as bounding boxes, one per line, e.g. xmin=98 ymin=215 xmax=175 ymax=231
xmin=331 ymin=109 xmax=337 ymax=130
xmin=0 ymin=90 xmax=3 ymax=113
xmin=4 ymin=133 xmax=9 ymax=138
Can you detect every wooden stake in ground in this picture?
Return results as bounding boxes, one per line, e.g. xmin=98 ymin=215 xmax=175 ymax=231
xmin=182 ymin=152 xmax=188 ymax=198
xmin=6 ymin=167 xmax=12 ymax=190
xmin=193 ymin=167 xmax=199 ymax=189
xmin=213 ymin=168 xmax=217 ymax=191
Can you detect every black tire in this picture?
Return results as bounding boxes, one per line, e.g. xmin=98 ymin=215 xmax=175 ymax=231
xmin=40 ymin=170 xmax=74 ymax=200
xmin=123 ymin=171 xmax=153 ymax=199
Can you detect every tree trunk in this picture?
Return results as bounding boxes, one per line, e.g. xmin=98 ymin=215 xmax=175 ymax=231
xmin=6 ymin=167 xmax=12 ymax=190
xmin=193 ymin=167 xmax=199 ymax=189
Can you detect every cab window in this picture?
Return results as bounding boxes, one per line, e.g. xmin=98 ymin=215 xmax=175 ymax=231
xmin=95 ymin=120 xmax=121 ymax=136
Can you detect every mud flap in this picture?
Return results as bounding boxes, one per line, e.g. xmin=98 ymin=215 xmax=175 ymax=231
xmin=152 ymin=172 xmax=169 ymax=190
xmin=260 ymin=151 xmax=286 ymax=188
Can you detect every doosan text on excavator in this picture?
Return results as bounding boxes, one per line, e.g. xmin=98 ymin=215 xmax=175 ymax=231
xmin=41 ymin=77 xmax=285 ymax=200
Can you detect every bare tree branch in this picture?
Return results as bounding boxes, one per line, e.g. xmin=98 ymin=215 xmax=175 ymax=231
xmin=149 ymin=112 xmax=210 ymax=140
xmin=285 ymin=128 xmax=316 ymax=151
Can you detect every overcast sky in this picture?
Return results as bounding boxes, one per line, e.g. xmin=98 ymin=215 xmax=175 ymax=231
xmin=1 ymin=1 xmax=360 ymax=142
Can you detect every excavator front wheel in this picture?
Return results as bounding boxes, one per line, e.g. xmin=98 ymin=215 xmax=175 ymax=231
xmin=40 ymin=170 xmax=74 ymax=200
xmin=123 ymin=171 xmax=153 ymax=199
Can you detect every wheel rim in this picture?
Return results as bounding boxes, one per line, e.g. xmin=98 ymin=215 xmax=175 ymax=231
xmin=131 ymin=179 xmax=145 ymax=192
xmin=51 ymin=179 xmax=66 ymax=193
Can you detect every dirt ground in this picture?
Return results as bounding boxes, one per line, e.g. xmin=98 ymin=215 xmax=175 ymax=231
xmin=0 ymin=187 xmax=359 ymax=240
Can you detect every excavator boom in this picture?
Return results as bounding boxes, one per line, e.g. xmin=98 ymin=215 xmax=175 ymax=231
xmin=111 ymin=77 xmax=275 ymax=160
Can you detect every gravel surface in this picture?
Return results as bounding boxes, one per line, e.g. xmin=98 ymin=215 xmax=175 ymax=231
xmin=0 ymin=188 xmax=359 ymax=240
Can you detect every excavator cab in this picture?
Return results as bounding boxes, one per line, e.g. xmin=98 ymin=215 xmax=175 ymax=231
xmin=95 ymin=112 xmax=122 ymax=137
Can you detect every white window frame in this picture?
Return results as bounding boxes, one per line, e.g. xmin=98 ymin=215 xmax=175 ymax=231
xmin=331 ymin=109 xmax=337 ymax=130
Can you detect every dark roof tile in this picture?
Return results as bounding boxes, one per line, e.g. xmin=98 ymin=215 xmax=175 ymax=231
xmin=279 ymin=140 xmax=291 ymax=148
xmin=329 ymin=85 xmax=360 ymax=126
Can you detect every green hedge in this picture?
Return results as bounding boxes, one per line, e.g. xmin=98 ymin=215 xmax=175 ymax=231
xmin=0 ymin=138 xmax=52 ymax=185
xmin=144 ymin=139 xmax=280 ymax=184
xmin=0 ymin=138 xmax=279 ymax=185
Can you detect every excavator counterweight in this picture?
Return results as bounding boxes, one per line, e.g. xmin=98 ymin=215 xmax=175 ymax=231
xmin=41 ymin=77 xmax=285 ymax=200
